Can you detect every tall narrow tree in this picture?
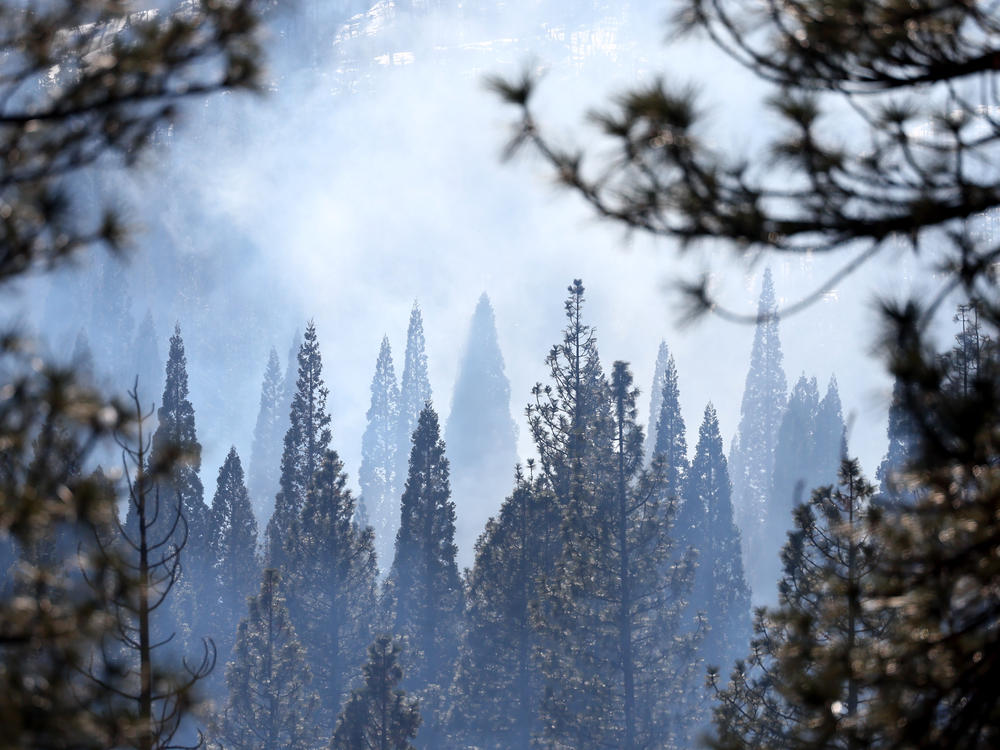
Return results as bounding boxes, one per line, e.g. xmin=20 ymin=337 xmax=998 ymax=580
xmin=729 ymin=269 xmax=787 ymax=587
xmin=360 ymin=335 xmax=400 ymax=573
xmin=285 ymin=449 xmax=378 ymax=729
xmin=331 ymin=636 xmax=421 ymax=750
xmin=680 ymin=405 xmax=751 ymax=677
xmin=208 ymin=447 xmax=260 ymax=684
xmin=537 ymin=361 xmax=700 ymax=750
xmin=132 ymin=310 xmax=162 ymax=405
xmin=249 ymin=348 xmax=285 ymax=523
xmin=813 ymin=376 xmax=848 ymax=490
xmin=645 ymin=340 xmax=670 ymax=465
xmin=218 ymin=569 xmax=320 ymax=750
xmin=385 ymin=403 xmax=462 ymax=744
xmin=266 ymin=321 xmax=332 ymax=569
xmin=651 ymin=344 xmax=688 ymax=503
xmin=445 ymin=292 xmax=518 ymax=569
xmin=876 ymin=376 xmax=919 ymax=504
xmin=395 ymin=302 xmax=432 ymax=502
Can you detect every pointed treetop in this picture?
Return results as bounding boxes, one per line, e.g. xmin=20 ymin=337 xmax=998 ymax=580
xmin=759 ymin=267 xmax=777 ymax=318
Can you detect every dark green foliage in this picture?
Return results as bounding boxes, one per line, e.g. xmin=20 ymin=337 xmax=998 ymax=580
xmin=285 ymin=449 xmax=378 ymax=730
xmin=208 ymin=447 xmax=260 ymax=679
xmin=361 ymin=335 xmax=400 ymax=574
xmin=710 ymin=459 xmax=884 ymax=750
xmin=447 ymin=468 xmax=558 ymax=748
xmin=267 ymin=321 xmax=332 ymax=569
xmin=219 ymin=569 xmax=319 ymax=750
xmin=445 ymin=292 xmax=518 ymax=569
xmin=249 ymin=348 xmax=285 ymax=523
xmin=680 ymin=404 xmax=751 ymax=677
xmin=728 ymin=270 xmax=787 ymax=600
xmin=331 ymin=636 xmax=421 ymax=750
xmin=536 ymin=360 xmax=700 ymax=750
xmin=385 ymin=404 xmax=462 ymax=743
xmin=875 ymin=377 xmax=918 ymax=504
xmin=650 ymin=343 xmax=688 ymax=502
xmin=395 ymin=303 xmax=432 ymax=504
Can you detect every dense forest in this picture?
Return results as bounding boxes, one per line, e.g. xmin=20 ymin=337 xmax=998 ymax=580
xmin=1 ymin=1 xmax=998 ymax=750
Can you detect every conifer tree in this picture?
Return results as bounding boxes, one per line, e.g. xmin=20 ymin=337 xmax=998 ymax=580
xmin=875 ymin=377 xmax=919 ymax=504
xmin=385 ymin=404 xmax=462 ymax=744
xmin=266 ymin=321 xmax=332 ymax=569
xmin=249 ymin=347 xmax=285 ymax=523
xmin=395 ymin=303 xmax=432 ymax=502
xmin=331 ymin=636 xmax=421 ymax=750
xmin=218 ymin=569 xmax=319 ymax=750
xmin=445 ymin=292 xmax=518 ymax=569
xmin=537 ymin=361 xmax=700 ymax=750
xmin=710 ymin=459 xmax=884 ymax=750
xmin=285 ymin=449 xmax=378 ymax=729
xmin=679 ymin=405 xmax=751 ymax=677
xmin=208 ymin=447 xmax=260 ymax=678
xmin=71 ymin=328 xmax=96 ymax=383
xmin=360 ymin=335 xmax=400 ymax=573
xmin=151 ymin=325 xmax=209 ymax=558
xmin=728 ymin=269 xmax=787 ymax=589
xmin=447 ymin=467 xmax=559 ymax=748
xmin=651 ymin=344 xmax=688 ymax=503
xmin=281 ymin=329 xmax=302 ymax=432
xmin=645 ymin=340 xmax=670 ymax=465
xmin=813 ymin=377 xmax=848 ymax=491
xmin=132 ymin=310 xmax=162 ymax=405
xmin=759 ymin=375 xmax=821 ymax=604
xmin=90 ymin=255 xmax=135 ymax=385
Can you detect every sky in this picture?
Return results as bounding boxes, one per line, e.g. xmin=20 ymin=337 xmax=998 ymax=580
xmin=17 ymin=1 xmax=960 ymax=555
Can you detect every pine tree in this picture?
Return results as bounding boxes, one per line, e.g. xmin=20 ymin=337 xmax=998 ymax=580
xmin=813 ymin=376 xmax=848 ymax=490
xmin=445 ymin=292 xmax=518 ymax=569
xmin=360 ymin=335 xmax=400 ymax=574
xmin=384 ymin=404 xmax=462 ymax=744
xmin=208 ymin=447 xmax=260 ymax=680
xmin=249 ymin=347 xmax=285 ymax=523
xmin=447 ymin=467 xmax=559 ymax=748
xmin=710 ymin=459 xmax=884 ymax=750
xmin=758 ymin=374 xmax=821 ymax=604
xmin=152 ymin=325 xmax=211 ymax=577
xmin=71 ymin=328 xmax=96 ymax=383
xmin=651 ymin=344 xmax=688 ymax=503
xmin=285 ymin=449 xmax=378 ymax=729
xmin=132 ymin=309 xmax=162 ymax=405
xmin=875 ymin=376 xmax=919 ymax=504
xmin=645 ymin=340 xmax=670 ymax=466
xmin=537 ymin=361 xmax=700 ymax=750
xmin=331 ymin=636 xmax=421 ymax=750
xmin=728 ymin=268 xmax=787 ymax=594
xmin=218 ymin=569 xmax=320 ymax=750
xmin=395 ymin=302 xmax=432 ymax=503
xmin=679 ymin=404 xmax=751 ymax=678
xmin=266 ymin=321 xmax=332 ymax=569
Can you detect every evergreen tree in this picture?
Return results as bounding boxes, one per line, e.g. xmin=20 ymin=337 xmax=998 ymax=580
xmin=132 ymin=309 xmax=162 ymax=405
xmin=875 ymin=376 xmax=919 ymax=505
xmin=679 ymin=405 xmax=751 ymax=677
xmin=728 ymin=268 xmax=787 ymax=595
xmin=360 ymin=335 xmax=400 ymax=574
xmin=285 ymin=449 xmax=378 ymax=729
xmin=71 ymin=328 xmax=95 ymax=383
xmin=281 ymin=329 xmax=302 ymax=431
xmin=445 ymin=292 xmax=518 ymax=569
xmin=331 ymin=636 xmax=421 ymax=750
xmin=150 ymin=325 xmax=211 ymax=577
xmin=651 ymin=344 xmax=688 ymax=503
xmin=759 ymin=375 xmax=821 ymax=604
xmin=208 ymin=447 xmax=260 ymax=681
xmin=384 ymin=404 xmax=462 ymax=744
xmin=447 ymin=467 xmax=559 ymax=748
xmin=249 ymin=347 xmax=285 ymax=523
xmin=813 ymin=376 xmax=848 ymax=490
xmin=89 ymin=255 xmax=135 ymax=386
xmin=218 ymin=569 xmax=320 ymax=750
xmin=710 ymin=459 xmax=885 ymax=750
xmin=645 ymin=340 xmax=670 ymax=466
xmin=395 ymin=302 xmax=432 ymax=502
xmin=266 ymin=321 xmax=332 ymax=569
xmin=537 ymin=361 xmax=700 ymax=750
